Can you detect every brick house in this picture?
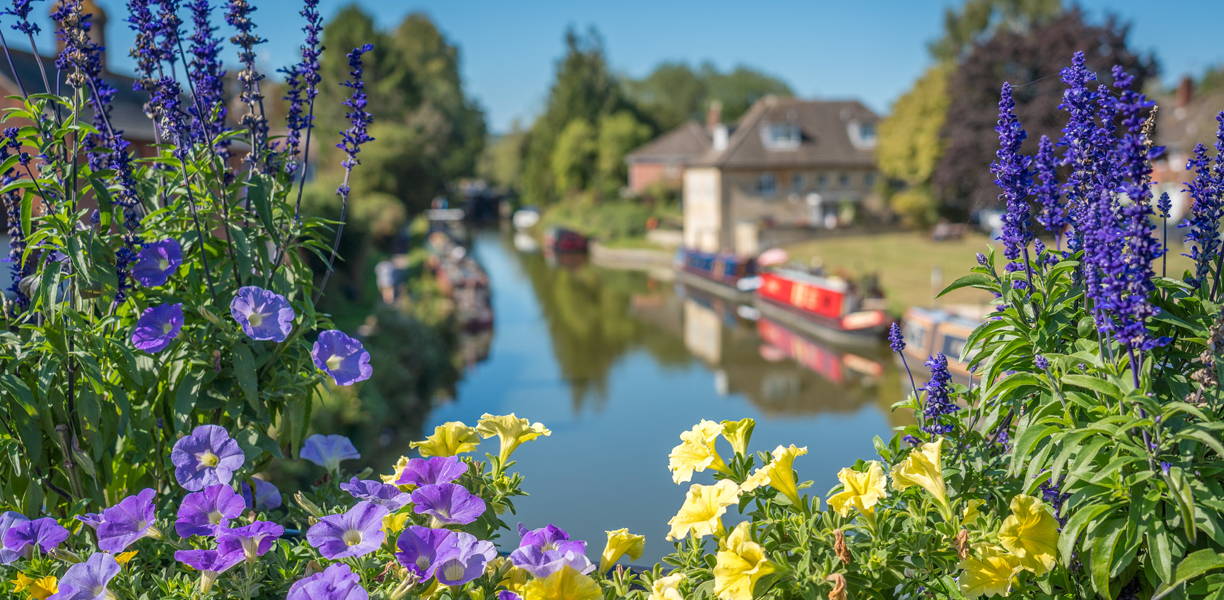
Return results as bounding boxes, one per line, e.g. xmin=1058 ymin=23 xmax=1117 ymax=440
xmin=624 ymin=104 xmax=721 ymax=193
xmin=681 ymin=96 xmax=882 ymax=255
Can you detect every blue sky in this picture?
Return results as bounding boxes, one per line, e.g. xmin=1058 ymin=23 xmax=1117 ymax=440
xmin=12 ymin=0 xmax=1224 ymax=133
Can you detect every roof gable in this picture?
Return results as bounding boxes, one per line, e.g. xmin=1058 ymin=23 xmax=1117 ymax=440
xmin=695 ymin=96 xmax=879 ymax=170
xmin=625 ymin=120 xmax=712 ymax=163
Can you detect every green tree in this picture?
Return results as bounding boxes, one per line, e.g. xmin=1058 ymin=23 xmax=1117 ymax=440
xmin=877 ymin=66 xmax=951 ymax=225
xmin=702 ymin=64 xmax=793 ymax=122
xmin=596 ymin=111 xmax=652 ymax=195
xmin=623 ymin=61 xmax=793 ymax=131
xmin=928 ymin=0 xmax=1063 ymax=62
xmin=551 ymin=119 xmax=597 ymax=196
xmin=477 ymin=121 xmax=527 ymax=192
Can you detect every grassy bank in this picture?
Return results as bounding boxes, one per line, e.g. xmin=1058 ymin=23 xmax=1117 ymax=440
xmin=784 ymin=232 xmax=1196 ymax=314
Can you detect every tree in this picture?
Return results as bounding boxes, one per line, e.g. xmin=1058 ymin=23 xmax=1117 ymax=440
xmin=877 ymin=66 xmax=950 ymax=226
xmin=928 ymin=0 xmax=1064 ymax=62
xmin=702 ymin=64 xmax=793 ymax=123
xmin=477 ymin=121 xmax=527 ymax=191
xmin=623 ymin=61 xmax=793 ymax=131
xmin=931 ymin=8 xmax=1157 ymax=215
xmin=551 ymin=119 xmax=597 ymax=196
xmin=596 ymin=111 xmax=652 ymax=195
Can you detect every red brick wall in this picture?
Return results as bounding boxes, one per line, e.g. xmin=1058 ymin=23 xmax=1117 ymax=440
xmin=629 ymin=162 xmax=684 ymax=193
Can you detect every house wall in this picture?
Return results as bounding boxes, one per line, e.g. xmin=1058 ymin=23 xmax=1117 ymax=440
xmin=723 ymin=167 xmax=882 ymax=229
xmin=628 ymin=161 xmax=684 ymax=193
xmin=682 ymin=167 xmax=722 ymax=252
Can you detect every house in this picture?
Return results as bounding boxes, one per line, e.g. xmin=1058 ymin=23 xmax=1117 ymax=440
xmin=623 ymin=104 xmax=718 ymax=193
xmin=681 ymin=96 xmax=883 ymax=255
xmin=1152 ymin=77 xmax=1223 ymax=231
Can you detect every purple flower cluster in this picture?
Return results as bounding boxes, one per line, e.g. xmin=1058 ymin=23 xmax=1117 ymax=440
xmin=280 ymin=0 xmax=323 ymax=175
xmin=340 ymin=477 xmax=412 ymax=511
xmin=242 ymin=478 xmax=282 ymax=511
xmin=887 ymin=322 xmax=905 ymax=353
xmin=336 ymin=44 xmax=375 ymax=183
xmin=3 ymin=517 xmax=69 ymax=557
xmin=186 ymin=0 xmax=230 ymax=156
xmin=395 ymin=526 xmax=497 ymax=586
xmin=176 ymin=484 xmax=246 ymax=537
xmin=920 ymin=353 xmax=958 ymax=436
xmin=1180 ymin=114 xmax=1224 ymax=288
xmin=50 ymin=552 xmax=120 ymax=600
xmin=412 ymin=483 xmax=486 ymax=526
xmin=131 ymin=239 xmax=183 ymax=287
xmin=508 ymin=523 xmax=595 ymax=578
xmin=5 ymin=0 xmax=40 ymax=35
xmin=226 ymin=0 xmax=269 ymax=164
xmin=1038 ymin=476 xmax=1071 ymax=525
xmin=289 ymin=563 xmax=368 ymax=600
xmin=992 ymin=82 xmax=1034 ymax=273
xmin=1033 ymin=135 xmax=1064 ymax=246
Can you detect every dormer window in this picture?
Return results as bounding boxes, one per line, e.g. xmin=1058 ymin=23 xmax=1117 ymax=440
xmin=848 ymin=120 xmax=877 ymax=149
xmin=761 ymin=122 xmax=801 ymax=150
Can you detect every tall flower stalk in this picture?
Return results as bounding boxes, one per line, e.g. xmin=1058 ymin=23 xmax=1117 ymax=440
xmin=992 ymin=82 xmax=1034 ymax=290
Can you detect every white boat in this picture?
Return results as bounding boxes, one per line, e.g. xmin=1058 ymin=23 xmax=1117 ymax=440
xmin=512 ymin=208 xmax=540 ymax=231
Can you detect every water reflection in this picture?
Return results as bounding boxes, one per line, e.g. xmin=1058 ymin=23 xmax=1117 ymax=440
xmin=410 ymin=229 xmax=910 ymax=562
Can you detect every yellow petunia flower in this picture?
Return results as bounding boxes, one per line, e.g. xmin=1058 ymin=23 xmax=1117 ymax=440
xmin=410 ymin=422 xmax=481 ymax=457
xmin=997 ymin=494 xmax=1059 ymax=575
xmin=959 ymin=546 xmax=1023 ymax=598
xmin=599 ymin=528 xmax=645 ymax=572
xmin=761 ymin=445 xmax=808 ymax=506
xmin=115 ymin=551 xmax=138 ymax=567
xmin=383 ymin=512 xmax=410 ymax=537
xmin=720 ymin=418 xmax=755 ymax=457
xmin=827 ymin=462 xmax=888 ymax=519
xmin=890 ymin=438 xmax=953 ymax=521
xmin=382 ymin=456 xmax=411 ymax=488
xmin=738 ymin=467 xmax=771 ymax=494
xmin=963 ymin=499 xmax=985 ymax=526
xmin=668 ymin=420 xmax=732 ymax=484
xmin=714 ymin=522 xmax=778 ymax=600
xmin=650 ymin=572 xmax=685 ymax=600
xmin=11 ymin=573 xmax=34 ymax=593
xmin=667 ymin=480 xmax=741 ymax=541
xmin=475 ymin=414 xmax=551 ymax=465
xmin=522 ymin=565 xmax=603 ymax=600
xmin=492 ymin=557 xmax=530 ymax=593
xmin=26 ymin=576 xmax=57 ymax=600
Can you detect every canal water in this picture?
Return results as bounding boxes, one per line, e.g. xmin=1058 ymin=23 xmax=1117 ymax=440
xmin=412 ymin=229 xmax=910 ymax=562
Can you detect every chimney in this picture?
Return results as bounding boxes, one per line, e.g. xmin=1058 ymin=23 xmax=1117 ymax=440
xmin=706 ymin=100 xmax=722 ymax=132
xmin=1177 ymin=76 xmax=1193 ymax=110
xmin=712 ymin=124 xmax=728 ymax=152
xmin=51 ymin=0 xmax=108 ymax=71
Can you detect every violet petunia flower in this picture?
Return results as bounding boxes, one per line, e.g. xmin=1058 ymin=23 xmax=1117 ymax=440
xmin=394 ymin=526 xmax=456 ymax=580
xmin=242 ymin=478 xmax=282 ymax=511
xmin=174 ymin=547 xmax=245 ymax=596
xmin=230 ymin=286 xmax=295 ymax=342
xmin=517 ymin=523 xmax=587 ymax=555
xmin=97 ymin=488 xmax=160 ymax=553
xmin=287 ymin=563 xmax=369 ymax=600
xmin=411 ymin=483 xmax=486 ymax=526
xmin=498 ymin=593 xmax=522 ymax=600
xmin=130 ymin=239 xmax=183 ymax=287
xmin=300 ymin=434 xmax=360 ymax=472
xmin=74 ymin=513 xmax=103 ymax=531
xmin=0 ymin=512 xmax=30 ymax=565
xmin=131 ymin=303 xmax=184 ymax=353
xmin=48 ymin=552 xmax=120 ymax=600
xmin=395 ymin=455 xmax=467 ymax=488
xmin=311 ymin=330 xmax=372 ymax=386
xmin=433 ymin=531 xmax=497 ymax=586
xmin=217 ymin=520 xmax=284 ymax=562
xmin=171 ymin=425 xmax=245 ymax=491
xmin=3 ymin=517 xmax=70 ymax=556
xmin=508 ymin=545 xmax=595 ymax=578
xmin=340 ymin=477 xmax=412 ymax=511
xmin=306 ymin=501 xmax=389 ymax=560
xmin=176 ymin=484 xmax=246 ymax=538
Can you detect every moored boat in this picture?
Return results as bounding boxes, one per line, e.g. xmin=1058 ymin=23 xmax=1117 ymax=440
xmin=673 ymin=247 xmax=757 ymax=303
xmin=898 ymin=306 xmax=984 ymax=379
xmin=753 ymin=269 xmax=889 ymax=348
xmin=543 ymin=226 xmax=588 ymax=253
xmin=512 ymin=207 xmax=540 ymax=230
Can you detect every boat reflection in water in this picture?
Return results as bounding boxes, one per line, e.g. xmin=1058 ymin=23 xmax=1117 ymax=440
xmin=414 ymin=230 xmax=911 ymax=563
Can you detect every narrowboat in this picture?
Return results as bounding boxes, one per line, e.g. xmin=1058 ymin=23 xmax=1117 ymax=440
xmin=673 ymin=247 xmax=757 ymax=304
xmin=756 ymin=317 xmax=885 ymax=386
xmin=898 ymin=306 xmax=983 ymax=380
xmin=543 ymin=227 xmax=589 ymax=253
xmin=753 ymin=269 xmax=890 ymax=348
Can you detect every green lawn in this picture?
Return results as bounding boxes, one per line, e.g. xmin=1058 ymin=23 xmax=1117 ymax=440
xmin=599 ymin=236 xmax=670 ymax=251
xmin=784 ymin=232 xmax=1196 ymax=315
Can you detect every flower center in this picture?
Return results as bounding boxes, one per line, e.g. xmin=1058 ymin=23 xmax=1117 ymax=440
xmin=442 ymin=561 xmax=465 ymax=582
xmin=342 ymin=529 xmax=363 ymax=547
xmin=157 ymin=258 xmax=169 ymax=271
xmin=415 ymin=556 xmax=430 ymax=571
xmin=248 ymin=312 xmax=264 ymax=326
xmin=162 ymin=322 xmax=173 ymax=334
xmin=207 ymin=511 xmax=224 ymax=525
xmin=198 ymin=450 xmax=220 ymax=468
xmin=326 ymin=354 xmax=342 ymax=371
xmin=542 ymin=541 xmax=557 ymax=551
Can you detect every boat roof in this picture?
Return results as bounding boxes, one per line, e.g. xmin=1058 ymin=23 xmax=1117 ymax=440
xmin=767 ymin=268 xmax=849 ymax=292
xmin=904 ymin=306 xmax=983 ymax=329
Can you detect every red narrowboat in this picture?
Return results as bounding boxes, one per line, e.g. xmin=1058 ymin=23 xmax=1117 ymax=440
xmin=753 ymin=269 xmax=890 ymax=348
xmin=543 ymin=227 xmax=589 ymax=254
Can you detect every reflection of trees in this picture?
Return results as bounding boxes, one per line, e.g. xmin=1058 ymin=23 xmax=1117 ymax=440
xmin=517 ymin=242 xmax=692 ymax=411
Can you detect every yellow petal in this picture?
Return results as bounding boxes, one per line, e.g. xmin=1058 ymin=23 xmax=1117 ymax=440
xmin=11 ymin=573 xmax=33 ymax=593
xmin=997 ymin=495 xmax=1060 ymax=575
xmin=827 ymin=462 xmax=888 ymax=518
xmin=115 ymin=551 xmax=138 ymax=567
xmin=764 ymin=445 xmax=808 ymax=506
xmin=963 ymin=499 xmax=984 ymax=525
xmin=714 ymin=523 xmax=778 ymax=600
xmin=28 ymin=576 xmax=58 ymax=600
xmin=599 ymin=528 xmax=646 ymax=572
xmin=523 ymin=565 xmax=603 ymax=600
xmin=738 ymin=468 xmax=771 ymax=494
xmin=382 ymin=456 xmax=410 ymax=486
xmin=410 ymin=422 xmax=481 ymax=457
xmin=720 ymin=418 xmax=755 ymax=457
xmin=667 ymin=480 xmax=740 ymax=541
xmin=649 ymin=573 xmax=686 ymax=600
xmin=382 ymin=512 xmax=410 ymax=537
xmin=890 ymin=439 xmax=951 ymax=519
xmin=668 ymin=421 xmax=731 ymax=484
xmin=476 ymin=414 xmax=551 ymax=464
xmin=959 ymin=546 xmax=1022 ymax=598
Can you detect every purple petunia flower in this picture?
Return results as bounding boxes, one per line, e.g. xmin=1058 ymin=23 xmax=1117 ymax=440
xmin=3 ymin=517 xmax=70 ymax=556
xmin=131 ymin=303 xmax=184 ymax=353
xmin=300 ymin=434 xmax=360 ymax=472
xmin=74 ymin=512 xmax=103 ymax=531
xmin=174 ymin=547 xmax=245 ymax=596
xmin=395 ymin=455 xmax=467 ymax=488
xmin=340 ymin=477 xmax=412 ymax=511
xmin=516 ymin=523 xmax=587 ymax=556
xmin=411 ymin=483 xmax=486 ymax=526
xmin=306 ymin=501 xmax=389 ymax=560
xmin=176 ymin=484 xmax=246 ymax=538
xmin=171 ymin=425 xmax=245 ymax=491
xmin=0 ymin=512 xmax=30 ymax=565
xmin=434 ymin=531 xmax=497 ymax=586
xmin=498 ymin=593 xmax=522 ymax=600
xmin=48 ymin=552 xmax=121 ymax=600
xmin=395 ymin=526 xmax=456 ymax=580
xmin=287 ymin=563 xmax=368 ymax=600
xmin=130 ymin=239 xmax=183 ymax=287
xmin=311 ymin=330 xmax=372 ymax=386
xmin=217 ymin=521 xmax=284 ymax=562
xmin=508 ymin=545 xmax=595 ymax=579
xmin=230 ymin=286 xmax=295 ymax=342
xmin=97 ymin=488 xmax=160 ymax=553
xmin=242 ymin=478 xmax=282 ymax=511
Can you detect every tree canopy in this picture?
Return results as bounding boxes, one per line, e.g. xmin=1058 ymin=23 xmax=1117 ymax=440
xmin=623 ymin=62 xmax=793 ymax=131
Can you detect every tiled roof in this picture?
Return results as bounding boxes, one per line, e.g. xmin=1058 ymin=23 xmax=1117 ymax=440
xmin=625 ymin=120 xmax=711 ymax=163
xmin=694 ymin=96 xmax=878 ymax=170
xmin=0 ymin=47 xmax=155 ymax=142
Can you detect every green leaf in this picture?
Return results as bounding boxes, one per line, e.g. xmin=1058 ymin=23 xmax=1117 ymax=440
xmin=19 ymin=190 xmax=31 ymax=237
xmin=938 ymin=272 xmax=994 ymax=297
xmin=1059 ymin=503 xmax=1115 ymax=567
xmin=1177 ymin=428 xmax=1224 ymax=460
xmin=174 ymin=370 xmax=203 ymax=435
xmin=1166 ymin=469 xmax=1199 ymax=546
xmin=1089 ymin=518 xmax=1125 ymax=595
xmin=1148 ymin=524 xmax=1173 ymax=584
xmin=1153 ymin=550 xmax=1224 ymax=600
xmin=232 ymin=341 xmax=259 ymax=411
xmin=248 ymin=173 xmax=278 ymax=236
xmin=1061 ymin=374 xmax=1124 ymax=400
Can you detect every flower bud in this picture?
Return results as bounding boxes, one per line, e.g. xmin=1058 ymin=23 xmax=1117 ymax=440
xmin=825 ymin=573 xmax=847 ymax=600
xmin=198 ymin=305 xmax=223 ymax=326
xmin=954 ymin=529 xmax=970 ymax=560
xmin=295 ymin=492 xmax=323 ymax=518
xmin=833 ymin=529 xmax=851 ymax=565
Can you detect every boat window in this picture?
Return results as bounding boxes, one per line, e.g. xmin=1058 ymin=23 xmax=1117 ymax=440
xmin=903 ymin=323 xmax=926 ymax=350
xmin=942 ymin=335 xmax=967 ymax=363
